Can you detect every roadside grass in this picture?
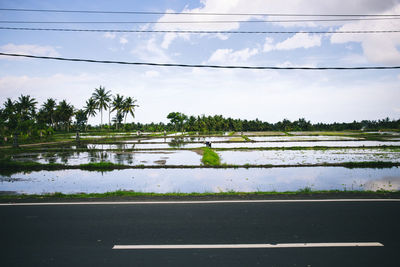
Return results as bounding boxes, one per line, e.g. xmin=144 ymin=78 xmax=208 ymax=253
xmin=201 ymin=147 xmax=221 ymax=166
xmin=1 ymin=189 xmax=399 ymax=201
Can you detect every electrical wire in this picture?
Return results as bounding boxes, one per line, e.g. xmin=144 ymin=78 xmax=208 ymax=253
xmin=1 ymin=8 xmax=400 ymax=17
xmin=1 ymin=52 xmax=399 ymax=70
xmin=1 ymin=17 xmax=400 ymax=24
xmin=0 ymin=26 xmax=399 ymax=34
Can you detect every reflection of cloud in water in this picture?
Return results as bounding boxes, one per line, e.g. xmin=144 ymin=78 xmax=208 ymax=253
xmin=363 ymin=176 xmax=400 ymax=191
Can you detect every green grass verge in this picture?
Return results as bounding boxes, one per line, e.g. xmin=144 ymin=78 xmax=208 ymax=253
xmin=1 ymin=189 xmax=399 ymax=201
xmin=201 ymin=147 xmax=221 ymax=166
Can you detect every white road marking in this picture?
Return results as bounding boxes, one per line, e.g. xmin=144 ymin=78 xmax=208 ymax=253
xmin=112 ymin=242 xmax=384 ymax=250
xmin=0 ymin=199 xmax=399 ymax=206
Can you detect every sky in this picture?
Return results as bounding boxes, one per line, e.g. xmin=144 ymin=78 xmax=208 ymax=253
xmin=0 ymin=0 xmax=400 ymax=125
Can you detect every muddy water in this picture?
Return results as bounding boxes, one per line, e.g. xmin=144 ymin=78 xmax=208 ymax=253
xmin=1 ymin=167 xmax=399 ymax=195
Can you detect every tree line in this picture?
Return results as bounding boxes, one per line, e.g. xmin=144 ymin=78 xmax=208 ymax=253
xmin=133 ymin=113 xmax=399 ymax=132
xmin=1 ymin=91 xmax=399 ymax=144
xmin=0 ymin=86 xmax=139 ymax=141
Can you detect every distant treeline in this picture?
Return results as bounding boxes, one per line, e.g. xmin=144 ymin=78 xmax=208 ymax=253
xmin=134 ymin=113 xmax=400 ymax=132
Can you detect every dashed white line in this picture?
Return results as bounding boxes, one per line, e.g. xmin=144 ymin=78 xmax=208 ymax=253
xmin=0 ymin=199 xmax=399 ymax=206
xmin=112 ymin=242 xmax=384 ymax=250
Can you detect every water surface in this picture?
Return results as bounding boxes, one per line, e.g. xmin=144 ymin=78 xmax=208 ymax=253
xmin=1 ymin=167 xmax=399 ymax=194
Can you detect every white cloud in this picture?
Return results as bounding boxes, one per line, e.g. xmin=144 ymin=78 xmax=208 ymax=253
xmin=208 ymin=48 xmax=258 ymax=63
xmin=144 ymin=70 xmax=160 ymax=78
xmin=103 ymin=32 xmax=116 ymax=39
xmin=275 ymin=61 xmax=317 ymax=68
xmin=152 ymin=0 xmax=400 ymax=46
xmin=0 ymin=43 xmax=60 ymax=58
xmin=119 ymin=36 xmax=128 ymax=45
xmin=263 ymin=33 xmax=321 ymax=52
xmin=131 ymin=37 xmax=172 ymax=62
xmin=277 ymin=33 xmax=321 ymax=50
xmin=161 ymin=33 xmax=177 ymax=49
xmin=330 ymin=3 xmax=400 ymax=65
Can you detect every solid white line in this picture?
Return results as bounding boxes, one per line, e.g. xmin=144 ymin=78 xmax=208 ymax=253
xmin=112 ymin=242 xmax=384 ymax=250
xmin=0 ymin=199 xmax=399 ymax=206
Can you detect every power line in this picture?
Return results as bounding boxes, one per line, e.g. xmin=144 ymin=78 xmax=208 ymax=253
xmin=1 ymin=8 xmax=400 ymax=17
xmin=1 ymin=17 xmax=400 ymax=24
xmin=1 ymin=26 xmax=399 ymax=34
xmin=1 ymin=52 xmax=399 ymax=70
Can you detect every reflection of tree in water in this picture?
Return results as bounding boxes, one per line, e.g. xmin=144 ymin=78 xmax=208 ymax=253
xmin=115 ymin=143 xmax=127 ymax=150
xmin=44 ymin=152 xmax=57 ymax=164
xmin=58 ymin=151 xmax=73 ymax=164
xmin=168 ymin=138 xmax=185 ymax=148
xmin=113 ymin=152 xmax=135 ymax=165
xmin=76 ymin=143 xmax=88 ymax=150
xmin=99 ymin=151 xmax=109 ymax=161
xmin=114 ymin=153 xmax=124 ymax=165
xmin=88 ymin=149 xmax=98 ymax=163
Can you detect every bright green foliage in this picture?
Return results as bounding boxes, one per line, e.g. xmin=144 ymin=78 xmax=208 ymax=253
xmin=201 ymin=147 xmax=221 ymax=166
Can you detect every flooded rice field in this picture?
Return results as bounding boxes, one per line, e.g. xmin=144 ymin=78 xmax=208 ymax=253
xmin=218 ymin=149 xmax=400 ymax=165
xmin=248 ymin=136 xmax=361 ymax=141
xmin=1 ymin=167 xmax=399 ymax=195
xmin=75 ymin=140 xmax=400 ymax=150
xmin=2 ymin=132 xmax=400 ymax=195
xmin=211 ymin=141 xmax=400 ymax=149
xmin=10 ymin=148 xmax=400 ymax=166
xmin=11 ymin=150 xmax=202 ymax=166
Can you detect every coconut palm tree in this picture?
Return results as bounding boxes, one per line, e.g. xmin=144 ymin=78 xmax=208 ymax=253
xmin=111 ymin=94 xmax=124 ymax=129
xmin=42 ymin=98 xmax=56 ymax=127
xmin=122 ymin=97 xmax=139 ymax=125
xmin=55 ymin=100 xmax=74 ymax=131
xmin=84 ymin=98 xmax=97 ymax=120
xmin=16 ymin=94 xmax=37 ymax=120
xmin=92 ymin=86 xmax=111 ymax=128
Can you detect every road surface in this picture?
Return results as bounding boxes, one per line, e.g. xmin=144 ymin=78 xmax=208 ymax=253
xmin=0 ymin=199 xmax=399 ymax=266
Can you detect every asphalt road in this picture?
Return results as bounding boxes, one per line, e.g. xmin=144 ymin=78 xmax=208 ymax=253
xmin=0 ymin=200 xmax=399 ymax=266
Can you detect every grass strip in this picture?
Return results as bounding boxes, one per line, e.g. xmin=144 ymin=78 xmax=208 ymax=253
xmin=1 ymin=189 xmax=399 ymax=201
xmin=241 ymin=135 xmax=252 ymax=142
xmin=201 ymin=147 xmax=221 ymax=166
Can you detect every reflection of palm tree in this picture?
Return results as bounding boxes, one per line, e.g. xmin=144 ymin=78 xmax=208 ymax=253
xmin=92 ymin=86 xmax=111 ymax=128
xmin=123 ymin=97 xmax=139 ymax=124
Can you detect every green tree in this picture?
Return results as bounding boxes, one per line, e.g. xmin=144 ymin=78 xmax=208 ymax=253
xmin=75 ymin=109 xmax=88 ymax=130
xmin=167 ymin=112 xmax=187 ymax=132
xmin=84 ymin=97 xmax=97 ymax=123
xmin=55 ymin=100 xmax=74 ymax=131
xmin=111 ymin=94 xmax=124 ymax=130
xmin=122 ymin=97 xmax=139 ymax=125
xmin=16 ymin=94 xmax=37 ymax=121
xmin=92 ymin=86 xmax=111 ymax=128
xmin=41 ymin=98 xmax=57 ymax=127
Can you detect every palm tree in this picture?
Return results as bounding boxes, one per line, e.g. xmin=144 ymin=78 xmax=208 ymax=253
xmin=42 ymin=98 xmax=56 ymax=127
xmin=92 ymin=86 xmax=111 ymax=128
xmin=111 ymin=94 xmax=124 ymax=129
xmin=122 ymin=97 xmax=139 ymax=125
xmin=84 ymin=98 xmax=97 ymax=120
xmin=55 ymin=100 xmax=74 ymax=131
xmin=17 ymin=94 xmax=37 ymax=120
